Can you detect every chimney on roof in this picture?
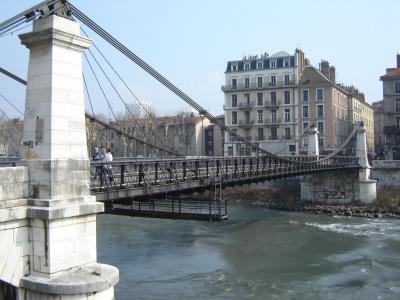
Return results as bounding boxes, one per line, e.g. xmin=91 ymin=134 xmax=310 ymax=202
xmin=319 ymin=60 xmax=331 ymax=80
xmin=330 ymin=66 xmax=336 ymax=83
xmin=397 ymin=53 xmax=400 ymax=68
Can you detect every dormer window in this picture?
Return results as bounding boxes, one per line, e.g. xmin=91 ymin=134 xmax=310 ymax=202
xmin=231 ymin=63 xmax=238 ymax=72
xmin=244 ymin=63 xmax=250 ymax=71
xmin=257 ymin=62 xmax=263 ymax=69
xmin=283 ymin=59 xmax=290 ymax=67
xmin=270 ymin=60 xmax=276 ymax=68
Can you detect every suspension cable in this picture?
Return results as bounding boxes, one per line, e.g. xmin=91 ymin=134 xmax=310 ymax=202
xmin=67 ymin=2 xmax=275 ymax=156
xmin=82 ymin=72 xmax=95 ymax=116
xmin=83 ymin=52 xmax=121 ymax=129
xmin=81 ymin=27 xmax=171 ymax=153
xmin=85 ymin=47 xmax=169 ymax=151
xmin=0 ymin=93 xmax=24 ymax=116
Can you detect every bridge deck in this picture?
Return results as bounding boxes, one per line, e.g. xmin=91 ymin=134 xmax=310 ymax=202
xmin=91 ymin=156 xmax=359 ymax=220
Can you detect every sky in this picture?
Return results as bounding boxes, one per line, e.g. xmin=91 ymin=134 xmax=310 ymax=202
xmin=0 ymin=0 xmax=399 ymax=120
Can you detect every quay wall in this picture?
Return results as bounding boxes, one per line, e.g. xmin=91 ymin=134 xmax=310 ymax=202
xmin=0 ymin=166 xmax=29 ymax=296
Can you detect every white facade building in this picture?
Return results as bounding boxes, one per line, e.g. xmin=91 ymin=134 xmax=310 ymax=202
xmin=223 ymin=49 xmax=306 ymax=156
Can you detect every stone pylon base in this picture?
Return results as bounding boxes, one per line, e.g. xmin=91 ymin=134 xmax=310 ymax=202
xmin=20 ymin=263 xmax=118 ymax=300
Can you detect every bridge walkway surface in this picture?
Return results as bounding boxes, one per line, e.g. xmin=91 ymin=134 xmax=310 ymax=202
xmin=89 ymin=155 xmax=359 ymax=221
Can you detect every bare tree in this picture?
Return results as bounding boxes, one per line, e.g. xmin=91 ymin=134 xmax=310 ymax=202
xmin=173 ymin=110 xmax=196 ymax=156
xmin=0 ymin=113 xmax=23 ymax=156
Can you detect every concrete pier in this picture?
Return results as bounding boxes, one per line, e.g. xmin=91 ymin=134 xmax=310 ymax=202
xmin=301 ymin=123 xmax=377 ymax=204
xmin=0 ymin=14 xmax=118 ymax=300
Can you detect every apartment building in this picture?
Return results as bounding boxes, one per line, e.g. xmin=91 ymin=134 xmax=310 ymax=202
xmin=372 ymin=100 xmax=384 ymax=156
xmin=222 ymin=49 xmax=306 ymax=156
xmin=380 ymin=54 xmax=400 ymax=159
xmin=346 ymin=89 xmax=374 ymax=154
xmin=297 ymin=60 xmax=374 ymax=155
xmin=298 ymin=62 xmax=352 ymax=154
xmin=204 ymin=114 xmax=225 ymax=156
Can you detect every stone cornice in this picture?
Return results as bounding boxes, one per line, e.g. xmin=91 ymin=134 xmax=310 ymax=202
xmin=19 ymin=28 xmax=91 ymax=51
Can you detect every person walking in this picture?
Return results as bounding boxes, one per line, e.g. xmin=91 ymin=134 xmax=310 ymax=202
xmin=104 ymin=148 xmax=114 ymax=183
xmin=92 ymin=146 xmax=103 ymax=184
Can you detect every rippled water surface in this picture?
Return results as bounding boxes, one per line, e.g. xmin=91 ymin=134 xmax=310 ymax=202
xmin=97 ymin=205 xmax=400 ymax=300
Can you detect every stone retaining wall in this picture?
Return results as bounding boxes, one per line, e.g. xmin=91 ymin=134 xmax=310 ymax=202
xmin=371 ymin=160 xmax=400 ymax=189
xmin=0 ymin=166 xmax=29 ymax=289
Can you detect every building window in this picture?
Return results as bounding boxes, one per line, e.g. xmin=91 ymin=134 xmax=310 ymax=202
xmin=317 ymin=104 xmax=324 ymax=118
xmin=244 ymin=63 xmax=250 ymax=71
xmin=316 ymin=88 xmax=324 ymax=101
xmin=395 ymin=81 xmax=400 ymax=93
xmin=396 ymin=98 xmax=400 ymax=112
xmin=244 ymin=93 xmax=250 ymax=105
xmin=257 ymin=110 xmax=263 ymax=123
xmin=257 ymin=62 xmax=263 ymax=69
xmin=257 ymin=93 xmax=263 ymax=106
xmin=244 ymin=77 xmax=250 ymax=88
xmin=302 ymin=89 xmax=309 ymax=102
xmin=284 ymin=128 xmax=291 ymax=139
xmin=244 ymin=128 xmax=251 ymax=139
xmin=270 ymin=75 xmax=276 ymax=86
xmin=258 ymin=128 xmax=264 ymax=140
xmin=227 ymin=146 xmax=233 ymax=156
xmin=303 ymin=137 xmax=309 ymax=147
xmin=284 ymin=74 xmax=290 ymax=85
xmin=271 ymin=127 xmax=277 ymax=140
xmin=302 ymin=106 xmax=309 ymax=118
xmin=317 ymin=121 xmax=324 ymax=133
xmin=270 ymin=92 xmax=277 ymax=105
xmin=232 ymin=78 xmax=237 ymax=88
xmin=232 ymin=111 xmax=237 ymax=125
xmin=257 ymin=76 xmax=263 ymax=88
xmin=318 ymin=137 xmax=324 ymax=147
xmin=271 ymin=109 xmax=277 ymax=123
xmin=232 ymin=94 xmax=237 ymax=107
xmin=284 ymin=108 xmax=290 ymax=122
xmin=270 ymin=60 xmax=276 ymax=68
xmin=303 ymin=121 xmax=309 ymax=132
xmin=283 ymin=59 xmax=290 ymax=67
xmin=245 ymin=111 xmax=250 ymax=122
xmin=284 ymin=91 xmax=290 ymax=104
xmin=231 ymin=64 xmax=237 ymax=72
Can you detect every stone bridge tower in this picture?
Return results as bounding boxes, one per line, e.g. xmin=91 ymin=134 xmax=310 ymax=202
xmin=301 ymin=123 xmax=377 ymax=204
xmin=0 ymin=13 xmax=118 ymax=300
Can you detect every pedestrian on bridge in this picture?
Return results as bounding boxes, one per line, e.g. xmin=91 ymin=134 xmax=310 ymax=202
xmin=105 ymin=148 xmax=113 ymax=183
xmin=92 ymin=147 xmax=104 ymax=185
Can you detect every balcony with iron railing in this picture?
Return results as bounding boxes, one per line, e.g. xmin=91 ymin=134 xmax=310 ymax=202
xmin=384 ymin=125 xmax=400 ymax=134
xmin=238 ymin=101 xmax=255 ymax=108
xmin=238 ymin=119 xmax=255 ymax=126
xmin=264 ymin=100 xmax=281 ymax=108
xmin=255 ymin=136 xmax=266 ymax=141
xmin=264 ymin=118 xmax=281 ymax=125
xmin=268 ymin=136 xmax=280 ymax=141
xmin=221 ymin=80 xmax=296 ymax=92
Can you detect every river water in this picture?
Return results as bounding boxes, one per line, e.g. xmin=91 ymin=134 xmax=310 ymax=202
xmin=97 ymin=205 xmax=400 ymax=300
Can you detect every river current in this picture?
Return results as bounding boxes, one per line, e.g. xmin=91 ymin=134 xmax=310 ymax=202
xmin=97 ymin=205 xmax=400 ymax=300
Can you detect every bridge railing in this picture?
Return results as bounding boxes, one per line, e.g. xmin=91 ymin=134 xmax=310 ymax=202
xmin=89 ymin=155 xmax=359 ymax=191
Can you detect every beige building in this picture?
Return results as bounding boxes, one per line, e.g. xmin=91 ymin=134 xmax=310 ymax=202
xmin=223 ymin=49 xmax=306 ymax=156
xmin=372 ymin=100 xmax=384 ymax=156
xmin=297 ymin=60 xmax=374 ymax=155
xmin=346 ymin=90 xmax=374 ymax=154
xmin=380 ymin=54 xmax=400 ymax=159
xmin=298 ymin=62 xmax=352 ymax=154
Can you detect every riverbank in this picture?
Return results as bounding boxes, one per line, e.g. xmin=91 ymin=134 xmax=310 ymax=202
xmin=221 ymin=182 xmax=400 ymax=219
